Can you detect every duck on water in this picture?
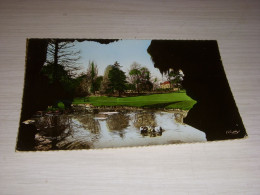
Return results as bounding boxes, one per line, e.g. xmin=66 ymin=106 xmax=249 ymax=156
xmin=140 ymin=126 xmax=163 ymax=135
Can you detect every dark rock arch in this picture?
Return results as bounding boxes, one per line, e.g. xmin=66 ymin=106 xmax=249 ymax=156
xmin=147 ymin=40 xmax=247 ymax=141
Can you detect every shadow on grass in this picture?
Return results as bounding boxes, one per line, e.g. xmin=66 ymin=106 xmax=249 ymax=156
xmin=142 ymin=101 xmax=183 ymax=109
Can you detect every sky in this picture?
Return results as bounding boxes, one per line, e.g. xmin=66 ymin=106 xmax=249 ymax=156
xmin=74 ymin=40 xmax=164 ymax=81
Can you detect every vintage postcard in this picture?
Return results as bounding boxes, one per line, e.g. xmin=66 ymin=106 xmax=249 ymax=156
xmin=16 ymin=39 xmax=247 ymax=151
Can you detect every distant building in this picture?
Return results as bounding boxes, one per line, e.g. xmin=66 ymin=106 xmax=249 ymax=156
xmin=160 ymin=81 xmax=171 ymax=89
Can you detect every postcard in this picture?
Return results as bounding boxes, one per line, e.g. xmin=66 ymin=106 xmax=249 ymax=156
xmin=16 ymin=39 xmax=247 ymax=151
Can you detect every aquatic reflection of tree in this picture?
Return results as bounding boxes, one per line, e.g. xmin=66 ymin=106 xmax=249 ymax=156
xmin=133 ymin=112 xmax=157 ymax=128
xmin=32 ymin=113 xmax=98 ymax=150
xmin=34 ymin=115 xmax=75 ymax=150
xmin=34 ymin=115 xmax=72 ymax=137
xmin=76 ymin=114 xmax=100 ymax=134
xmin=56 ymin=139 xmax=92 ymax=150
xmin=106 ymin=113 xmax=129 ymax=138
xmin=174 ymin=112 xmax=187 ymax=124
xmin=55 ymin=114 xmax=96 ymax=150
xmin=74 ymin=114 xmax=101 ymax=143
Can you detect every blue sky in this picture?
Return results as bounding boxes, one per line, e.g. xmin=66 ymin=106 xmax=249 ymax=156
xmin=75 ymin=40 xmax=164 ymax=81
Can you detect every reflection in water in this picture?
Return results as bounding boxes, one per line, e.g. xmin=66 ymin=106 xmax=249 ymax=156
xmin=55 ymin=118 xmax=94 ymax=150
xmin=31 ymin=109 xmax=206 ymax=150
xmin=106 ymin=113 xmax=130 ymax=138
xmin=174 ymin=112 xmax=187 ymax=124
xmin=107 ymin=113 xmax=129 ymax=130
xmin=34 ymin=115 xmax=72 ymax=137
xmin=133 ymin=112 xmax=157 ymax=128
xmin=33 ymin=115 xmax=73 ymax=150
xmin=76 ymin=114 xmax=100 ymax=134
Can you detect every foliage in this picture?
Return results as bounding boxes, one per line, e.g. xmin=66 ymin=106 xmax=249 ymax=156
xmin=114 ymin=61 xmax=120 ymax=67
xmin=128 ymin=62 xmax=153 ymax=93
xmin=86 ymin=61 xmax=99 ymax=94
xmin=41 ymin=40 xmax=82 ymax=97
xmin=166 ymin=69 xmax=184 ymax=90
xmin=108 ymin=62 xmax=127 ymax=96
xmin=57 ymin=102 xmax=65 ymax=109
xmin=41 ymin=63 xmax=69 ymax=84
xmin=152 ymin=77 xmax=160 ymax=90
xmin=74 ymin=74 xmax=90 ymax=98
xmin=45 ymin=40 xmax=81 ymax=78
xmin=74 ymin=61 xmax=102 ymax=98
xmin=94 ymin=76 xmax=103 ymax=92
xmin=88 ymin=61 xmax=97 ymax=94
xmin=125 ymin=83 xmax=136 ymax=91
xmin=100 ymin=65 xmax=113 ymax=94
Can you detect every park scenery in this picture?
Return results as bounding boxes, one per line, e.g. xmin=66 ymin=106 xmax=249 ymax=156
xmin=16 ymin=39 xmax=247 ymax=151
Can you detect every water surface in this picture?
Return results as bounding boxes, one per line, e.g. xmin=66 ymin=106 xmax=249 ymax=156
xmin=33 ymin=109 xmax=206 ymax=150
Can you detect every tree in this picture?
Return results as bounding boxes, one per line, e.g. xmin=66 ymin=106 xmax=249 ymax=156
xmin=74 ymin=74 xmax=90 ymax=101
xmin=166 ymin=69 xmax=184 ymax=90
xmin=86 ymin=61 xmax=99 ymax=94
xmin=139 ymin=67 xmax=153 ymax=91
xmin=44 ymin=39 xmax=81 ymax=81
xmin=100 ymin=65 xmax=113 ymax=94
xmin=108 ymin=62 xmax=127 ymax=96
xmin=75 ymin=61 xmax=101 ymax=97
xmin=128 ymin=62 xmax=153 ymax=93
xmin=41 ymin=39 xmax=82 ymax=99
xmin=152 ymin=77 xmax=160 ymax=90
xmin=114 ymin=61 xmax=120 ymax=67
xmin=94 ymin=76 xmax=103 ymax=93
xmin=41 ymin=63 xmax=69 ymax=84
xmin=128 ymin=62 xmax=141 ymax=92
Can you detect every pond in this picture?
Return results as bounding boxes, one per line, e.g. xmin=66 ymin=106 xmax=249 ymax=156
xmin=31 ymin=109 xmax=207 ymax=150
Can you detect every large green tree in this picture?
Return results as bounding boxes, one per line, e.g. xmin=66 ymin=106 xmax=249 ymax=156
xmin=108 ymin=62 xmax=127 ymax=96
xmin=87 ymin=61 xmax=99 ymax=94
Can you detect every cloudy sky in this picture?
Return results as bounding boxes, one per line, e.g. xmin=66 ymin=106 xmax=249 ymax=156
xmin=74 ymin=40 xmax=164 ymax=81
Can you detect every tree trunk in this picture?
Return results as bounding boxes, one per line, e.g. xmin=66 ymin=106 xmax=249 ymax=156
xmin=53 ymin=40 xmax=59 ymax=81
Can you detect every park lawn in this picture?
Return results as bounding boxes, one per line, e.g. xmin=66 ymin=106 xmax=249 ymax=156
xmin=73 ymin=92 xmax=197 ymax=110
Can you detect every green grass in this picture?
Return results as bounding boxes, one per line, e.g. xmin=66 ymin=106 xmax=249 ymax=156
xmin=46 ymin=102 xmax=65 ymax=112
xmin=57 ymin=102 xmax=65 ymax=109
xmin=165 ymin=100 xmax=196 ymax=110
xmin=73 ymin=92 xmax=196 ymax=110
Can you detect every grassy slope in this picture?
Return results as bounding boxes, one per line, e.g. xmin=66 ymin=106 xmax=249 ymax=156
xmin=73 ymin=92 xmax=197 ymax=110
